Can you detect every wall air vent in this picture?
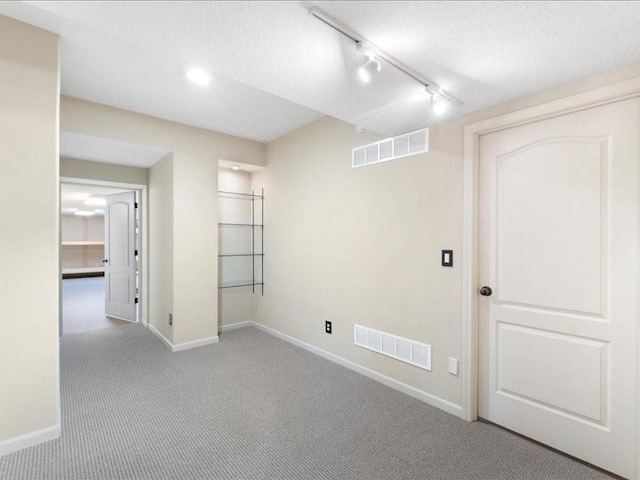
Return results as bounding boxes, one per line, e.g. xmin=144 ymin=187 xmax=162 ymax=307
xmin=354 ymin=324 xmax=432 ymax=371
xmin=352 ymin=128 xmax=429 ymax=168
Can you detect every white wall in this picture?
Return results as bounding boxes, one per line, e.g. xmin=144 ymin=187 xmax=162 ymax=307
xmin=0 ymin=15 xmax=60 ymax=450
xmin=149 ymin=154 xmax=174 ymax=341
xmin=218 ymin=167 xmax=263 ymax=327
xmin=253 ymin=60 xmax=640 ymax=410
xmin=61 ymin=97 xmax=266 ymax=346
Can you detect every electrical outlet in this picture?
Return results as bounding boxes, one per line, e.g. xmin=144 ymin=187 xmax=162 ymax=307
xmin=168 ymin=313 xmax=173 ymax=326
xmin=448 ymin=357 xmax=459 ymax=376
xmin=325 ymin=321 xmax=332 ymax=334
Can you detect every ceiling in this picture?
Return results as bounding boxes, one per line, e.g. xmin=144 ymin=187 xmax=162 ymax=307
xmin=61 ymin=183 xmax=132 ymax=216
xmin=2 ymin=1 xmax=640 ymax=145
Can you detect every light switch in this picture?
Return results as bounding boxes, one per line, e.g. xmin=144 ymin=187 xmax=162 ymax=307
xmin=442 ymin=250 xmax=453 ymax=267
xmin=448 ymin=357 xmax=459 ymax=376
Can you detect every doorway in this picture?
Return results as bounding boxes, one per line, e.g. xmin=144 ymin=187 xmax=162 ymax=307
xmin=60 ymin=181 xmax=142 ymax=334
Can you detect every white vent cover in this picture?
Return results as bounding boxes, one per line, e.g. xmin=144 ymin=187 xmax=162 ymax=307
xmin=352 ymin=128 xmax=429 ymax=168
xmin=354 ymin=324 xmax=432 ymax=371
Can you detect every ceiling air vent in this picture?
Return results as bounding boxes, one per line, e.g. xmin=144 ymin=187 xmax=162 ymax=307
xmin=354 ymin=324 xmax=432 ymax=371
xmin=352 ymin=128 xmax=429 ymax=168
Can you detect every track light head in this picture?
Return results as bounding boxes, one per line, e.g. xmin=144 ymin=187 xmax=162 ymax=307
xmin=358 ymin=58 xmax=381 ymax=83
xmin=432 ymin=95 xmax=448 ymax=115
xmin=433 ymin=99 xmax=448 ymax=115
xmin=427 ymin=87 xmax=449 ymax=115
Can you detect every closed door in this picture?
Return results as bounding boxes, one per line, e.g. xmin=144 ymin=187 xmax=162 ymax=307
xmin=104 ymin=191 xmax=136 ymax=322
xmin=478 ymin=99 xmax=639 ymax=478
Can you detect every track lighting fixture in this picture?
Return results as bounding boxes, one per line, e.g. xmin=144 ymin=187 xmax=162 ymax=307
xmin=432 ymin=97 xmax=448 ymax=115
xmin=309 ymin=6 xmax=461 ymax=109
xmin=358 ymin=57 xmax=381 ymax=83
xmin=186 ymin=68 xmax=210 ymax=86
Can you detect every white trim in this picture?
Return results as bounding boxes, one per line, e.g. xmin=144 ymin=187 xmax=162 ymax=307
xmin=172 ymin=335 xmax=219 ymax=352
xmin=140 ymin=317 xmax=148 ymax=327
xmin=60 ymin=177 xmax=146 ymax=191
xmin=462 ymin=76 xmax=640 ymax=475
xmin=251 ymin=322 xmax=464 ymax=418
xmin=148 ymin=323 xmax=219 ymax=352
xmin=59 ymin=177 xmax=148 ymax=332
xmin=219 ymin=321 xmax=253 ymax=332
xmin=148 ymin=323 xmax=173 ymax=349
xmin=0 ymin=424 xmax=60 ymax=457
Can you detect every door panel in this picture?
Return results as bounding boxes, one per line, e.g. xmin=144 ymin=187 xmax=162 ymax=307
xmin=479 ymin=99 xmax=638 ymax=478
xmin=497 ymin=323 xmax=607 ymax=424
xmin=497 ymin=138 xmax=606 ymax=315
xmin=105 ymin=192 xmax=136 ymax=322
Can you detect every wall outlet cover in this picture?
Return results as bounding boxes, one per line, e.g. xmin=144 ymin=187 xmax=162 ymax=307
xmin=448 ymin=357 xmax=459 ymax=376
xmin=325 ymin=321 xmax=332 ymax=334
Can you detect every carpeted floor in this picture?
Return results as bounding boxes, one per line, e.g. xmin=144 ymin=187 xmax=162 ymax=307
xmin=0 ymin=325 xmax=612 ymax=479
xmin=62 ymin=277 xmax=129 ymax=333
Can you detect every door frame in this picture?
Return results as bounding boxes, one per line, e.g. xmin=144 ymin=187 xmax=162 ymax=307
xmin=59 ymin=177 xmax=148 ymax=330
xmin=462 ymin=76 xmax=640 ymax=477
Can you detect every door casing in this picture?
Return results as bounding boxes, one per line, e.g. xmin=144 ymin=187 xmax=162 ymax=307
xmin=59 ymin=177 xmax=148 ymax=332
xmin=462 ymin=77 xmax=640 ymax=479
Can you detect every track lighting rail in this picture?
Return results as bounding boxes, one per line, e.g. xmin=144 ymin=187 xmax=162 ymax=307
xmin=308 ymin=6 xmax=461 ymax=105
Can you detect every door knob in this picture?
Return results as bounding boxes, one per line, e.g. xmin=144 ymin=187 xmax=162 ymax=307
xmin=479 ymin=286 xmax=493 ymax=296
xmin=102 ymin=258 xmax=109 ymax=263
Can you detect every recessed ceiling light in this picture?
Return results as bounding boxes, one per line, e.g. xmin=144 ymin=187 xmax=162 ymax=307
xmin=74 ymin=210 xmax=95 ymax=216
xmin=231 ymin=165 xmax=240 ymax=170
xmin=186 ymin=68 xmax=210 ymax=86
xmin=84 ymin=196 xmax=106 ymax=206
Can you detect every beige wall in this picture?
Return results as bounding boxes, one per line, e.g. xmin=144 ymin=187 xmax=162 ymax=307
xmin=61 ymin=96 xmax=266 ymax=345
xmin=252 ymin=118 xmax=464 ymax=403
xmin=253 ymin=60 xmax=640 ymax=408
xmin=218 ymin=167 xmax=263 ymax=327
xmin=0 ymin=16 xmax=60 ymax=446
xmin=149 ymin=154 xmax=174 ymax=341
xmin=60 ymin=157 xmax=148 ymax=185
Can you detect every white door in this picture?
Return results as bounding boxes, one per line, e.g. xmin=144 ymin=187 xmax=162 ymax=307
xmin=104 ymin=191 xmax=136 ymax=322
xmin=478 ymin=98 xmax=639 ymax=478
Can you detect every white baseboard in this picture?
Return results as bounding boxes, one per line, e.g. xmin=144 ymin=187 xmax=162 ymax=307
xmin=140 ymin=317 xmax=148 ymax=327
xmin=220 ymin=321 xmax=253 ymax=332
xmin=148 ymin=323 xmax=219 ymax=352
xmin=250 ymin=322 xmax=465 ymax=419
xmin=172 ymin=335 xmax=219 ymax=352
xmin=148 ymin=323 xmax=173 ymax=349
xmin=0 ymin=424 xmax=60 ymax=457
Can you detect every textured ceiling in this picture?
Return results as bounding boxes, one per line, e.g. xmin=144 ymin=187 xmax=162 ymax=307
xmin=3 ymin=1 xmax=640 ymax=144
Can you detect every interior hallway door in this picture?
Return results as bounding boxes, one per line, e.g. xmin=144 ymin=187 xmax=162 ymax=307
xmin=478 ymin=98 xmax=639 ymax=478
xmin=104 ymin=191 xmax=136 ymax=322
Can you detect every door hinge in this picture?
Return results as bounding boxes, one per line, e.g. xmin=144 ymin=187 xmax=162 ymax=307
xmin=135 ymin=202 xmax=139 ymax=208
xmin=135 ymin=297 xmax=139 ymax=304
xmin=135 ymin=249 xmax=138 ymax=256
